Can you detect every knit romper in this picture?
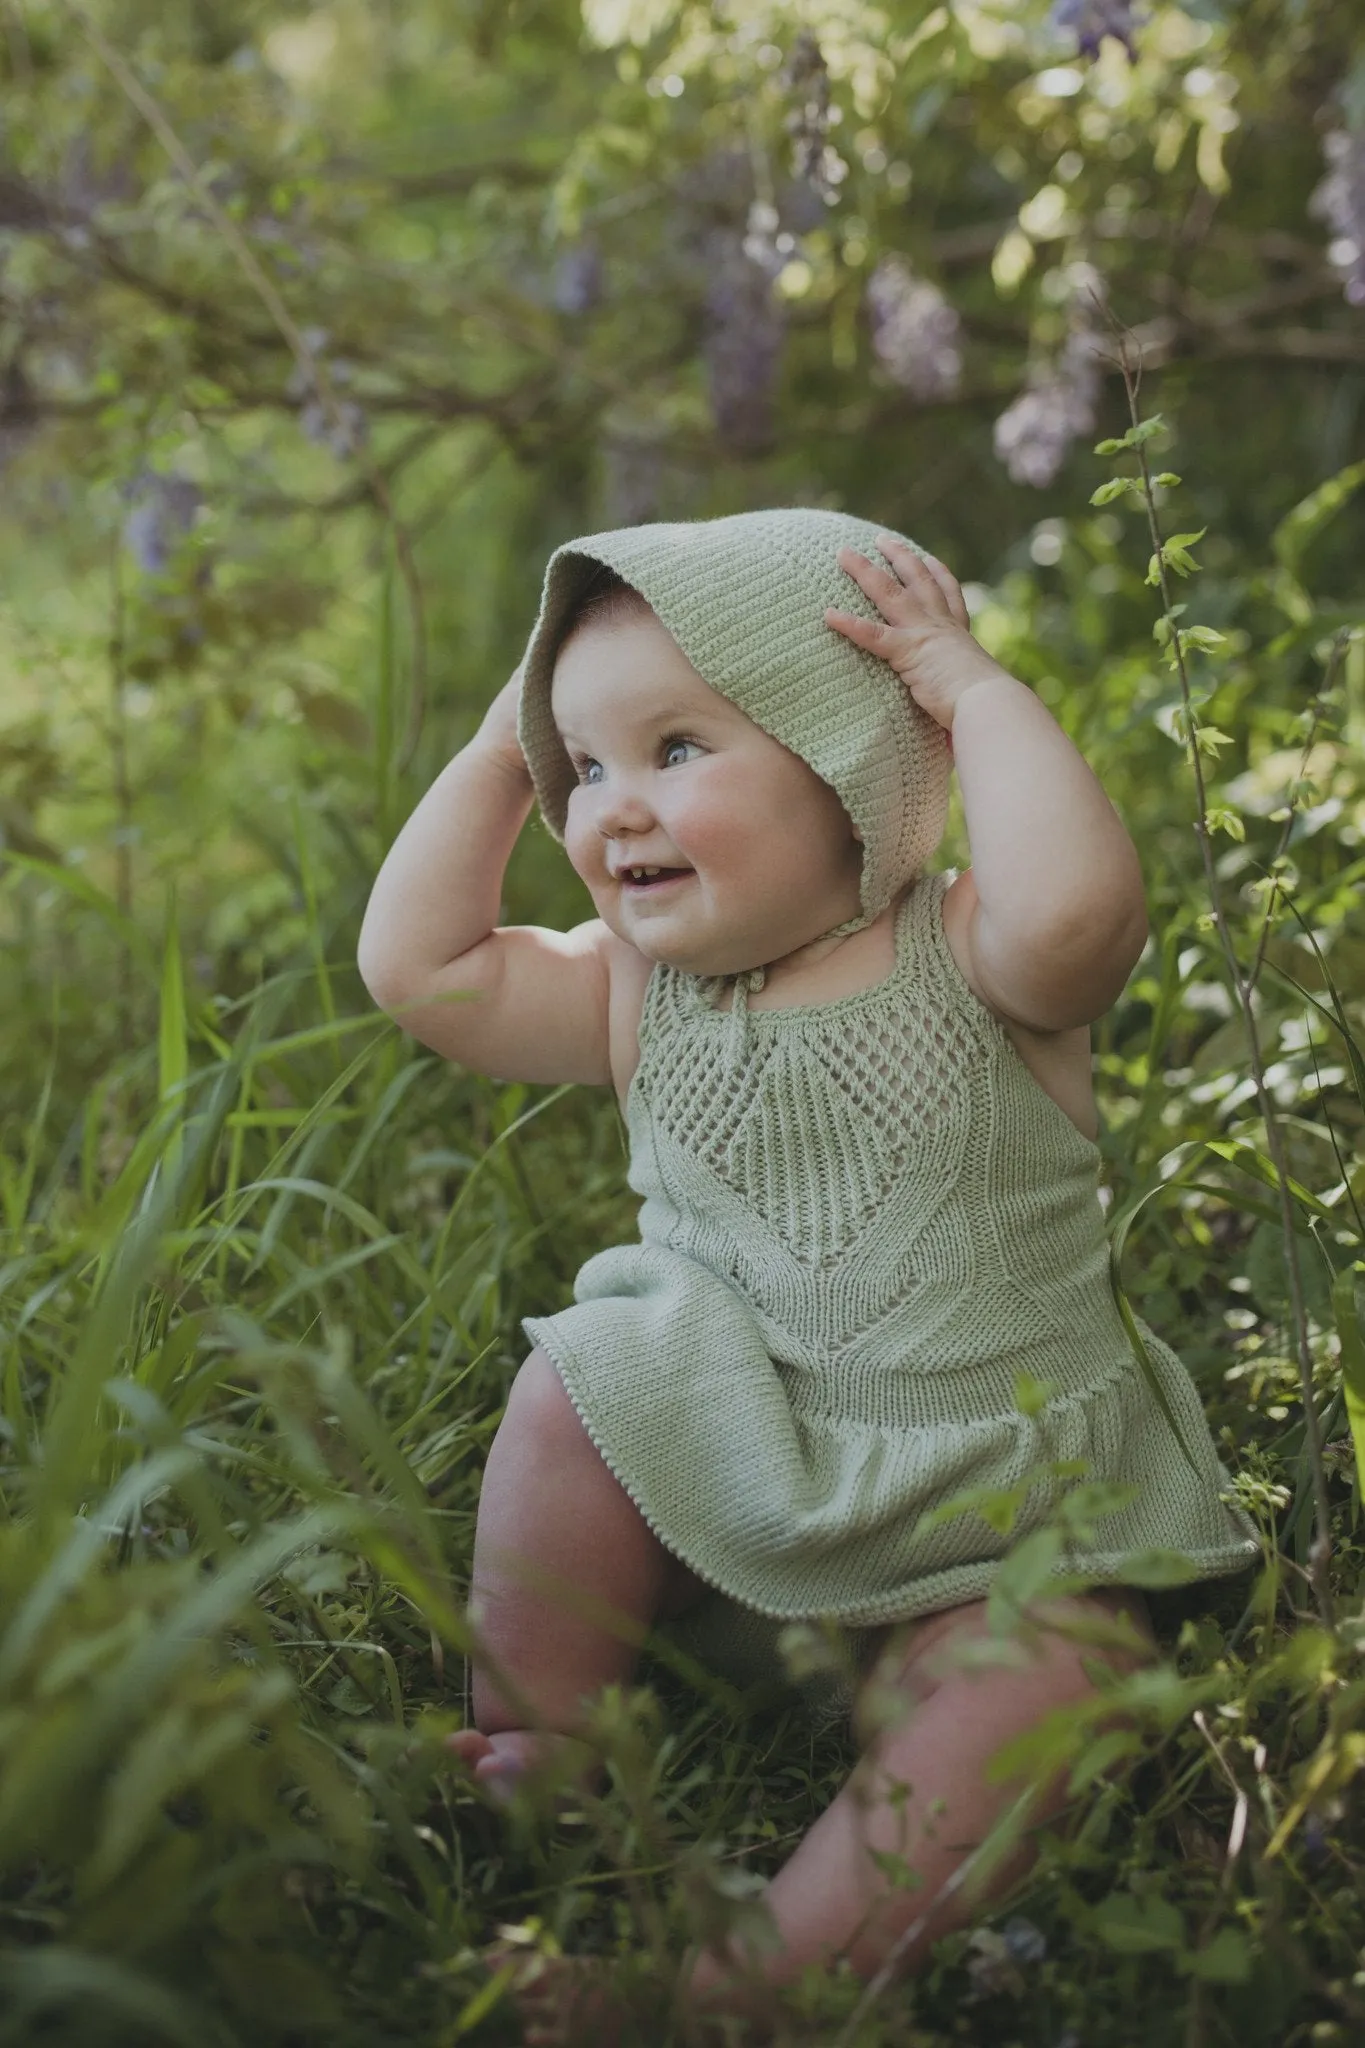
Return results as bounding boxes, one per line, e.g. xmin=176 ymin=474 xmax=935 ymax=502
xmin=521 ymin=867 xmax=1260 ymax=1694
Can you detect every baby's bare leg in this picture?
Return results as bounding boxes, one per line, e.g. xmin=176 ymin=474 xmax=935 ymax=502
xmin=686 ymin=1587 xmax=1155 ymax=2011
xmin=452 ymin=1345 xmax=702 ymax=1787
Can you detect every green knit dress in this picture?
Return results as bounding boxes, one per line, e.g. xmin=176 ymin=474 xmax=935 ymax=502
xmin=521 ymin=867 xmax=1260 ymax=1690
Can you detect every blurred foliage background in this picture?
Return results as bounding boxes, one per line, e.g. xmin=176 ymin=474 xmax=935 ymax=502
xmin=3 ymin=1 xmax=1365 ymax=2042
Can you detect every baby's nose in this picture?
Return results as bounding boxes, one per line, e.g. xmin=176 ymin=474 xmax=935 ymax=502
xmin=595 ymin=786 xmax=656 ymax=837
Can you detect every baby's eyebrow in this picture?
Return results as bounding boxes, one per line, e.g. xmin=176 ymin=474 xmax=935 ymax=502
xmin=556 ymin=705 xmax=720 ymax=747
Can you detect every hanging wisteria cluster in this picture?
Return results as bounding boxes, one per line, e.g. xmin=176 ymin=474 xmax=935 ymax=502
xmin=1309 ymin=129 xmax=1365 ymax=307
xmin=780 ymin=30 xmax=848 ymax=209
xmin=865 ymin=256 xmax=963 ymax=403
xmin=1048 ymin=0 xmax=1141 ymax=63
xmin=287 ymin=329 xmax=369 ymax=460
xmin=552 ymin=242 xmax=604 ymax=317
xmin=601 ymin=432 xmax=666 ymax=528
xmin=992 ymin=268 xmax=1108 ymax=489
xmin=122 ymin=471 xmax=202 ymax=576
xmin=692 ymin=31 xmax=853 ymax=458
xmin=701 ymin=224 xmax=787 ymax=455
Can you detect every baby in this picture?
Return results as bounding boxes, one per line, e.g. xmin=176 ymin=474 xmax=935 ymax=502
xmin=358 ymin=508 xmax=1258 ymax=2026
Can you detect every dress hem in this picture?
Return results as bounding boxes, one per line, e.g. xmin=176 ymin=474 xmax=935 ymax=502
xmin=522 ymin=1312 xmax=1262 ymax=1632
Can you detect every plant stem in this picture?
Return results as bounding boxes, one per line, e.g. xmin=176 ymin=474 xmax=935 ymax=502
xmin=1108 ymin=323 xmax=1335 ymax=1629
xmin=109 ymin=529 xmax=134 ymax=1046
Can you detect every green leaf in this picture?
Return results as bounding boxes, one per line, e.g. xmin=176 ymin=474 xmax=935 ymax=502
xmin=1205 ymin=804 xmax=1246 ymax=842
xmin=1068 ymin=1727 xmax=1142 ymax=1792
xmin=1163 ymin=529 xmax=1207 ymax=579
xmin=1106 ymin=1248 xmax=1205 ymax=1481
xmin=159 ymin=885 xmax=188 ymax=1175
xmin=1090 ymin=477 xmax=1142 ymax=506
xmin=1183 ymin=1926 xmax=1253 ymax=1984
xmin=0 ymin=854 xmax=157 ymax=981
xmin=914 ymin=1476 xmax=1038 ymax=1538
xmin=987 ymin=1526 xmax=1063 ymax=1623
xmin=1331 ymin=1266 xmax=1365 ymax=1500
xmin=1013 ymin=1371 xmax=1062 ymax=1418
xmin=1106 ymin=1547 xmax=1200 ymax=1588
xmin=1192 ymin=724 xmax=1234 ymax=761
xmin=1271 ymin=457 xmax=1365 ymax=574
xmin=1180 ymin=626 xmax=1227 ymax=651
xmin=1093 ymin=416 xmax=1167 ymax=455
xmin=1094 ymin=1890 xmax=1186 ymax=1954
xmin=1200 ymin=1138 xmax=1336 ymax=1222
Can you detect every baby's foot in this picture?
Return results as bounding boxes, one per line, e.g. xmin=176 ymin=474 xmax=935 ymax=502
xmin=445 ymin=1727 xmax=601 ymax=1806
xmin=484 ymin=1948 xmax=631 ymax=2048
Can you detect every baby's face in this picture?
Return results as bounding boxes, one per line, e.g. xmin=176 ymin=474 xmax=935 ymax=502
xmin=551 ymin=609 xmax=863 ymax=977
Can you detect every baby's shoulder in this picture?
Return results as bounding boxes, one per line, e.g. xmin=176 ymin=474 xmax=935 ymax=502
xmin=602 ymin=928 xmax=657 ymax=1111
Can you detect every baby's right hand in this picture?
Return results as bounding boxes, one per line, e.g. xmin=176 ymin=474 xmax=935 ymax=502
xmin=476 ymin=664 xmax=530 ymax=779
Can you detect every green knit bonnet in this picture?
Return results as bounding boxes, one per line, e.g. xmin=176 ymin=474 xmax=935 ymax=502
xmin=516 ymin=508 xmax=951 ymax=1045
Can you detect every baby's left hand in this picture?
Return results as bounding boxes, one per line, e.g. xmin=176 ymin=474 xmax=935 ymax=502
xmin=825 ymin=533 xmax=1012 ymax=732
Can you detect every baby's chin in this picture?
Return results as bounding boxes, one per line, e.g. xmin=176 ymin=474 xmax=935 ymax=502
xmin=594 ymin=901 xmax=752 ymax=979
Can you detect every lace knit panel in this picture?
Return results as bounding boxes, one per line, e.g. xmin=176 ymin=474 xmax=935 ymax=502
xmin=637 ymin=992 xmax=978 ymax=1273
xmin=623 ymin=874 xmax=1013 ymax=1359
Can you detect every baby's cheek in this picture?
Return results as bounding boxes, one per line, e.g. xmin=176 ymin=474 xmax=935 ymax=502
xmin=561 ymin=801 xmax=600 ymax=884
xmin=671 ymin=780 xmax=755 ymax=867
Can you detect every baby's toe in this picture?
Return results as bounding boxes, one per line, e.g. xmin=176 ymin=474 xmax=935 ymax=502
xmin=449 ymin=1729 xmax=602 ymax=1810
xmin=444 ymin=1728 xmax=495 ymax=1772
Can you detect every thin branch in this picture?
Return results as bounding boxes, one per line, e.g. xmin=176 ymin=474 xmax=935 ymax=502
xmin=61 ymin=0 xmax=431 ymax=767
xmin=1097 ymin=308 xmax=1338 ymax=1628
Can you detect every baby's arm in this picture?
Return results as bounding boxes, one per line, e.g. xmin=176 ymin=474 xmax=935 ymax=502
xmin=947 ymin=672 xmax=1149 ymax=1031
xmin=356 ymin=673 xmax=614 ymax=1085
xmin=831 ymin=537 xmax=1148 ymax=1033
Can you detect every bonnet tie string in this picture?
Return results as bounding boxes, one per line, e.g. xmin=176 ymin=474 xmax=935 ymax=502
xmin=725 ymin=963 xmax=766 ymax=1069
xmin=698 ymin=909 xmax=869 ymax=1068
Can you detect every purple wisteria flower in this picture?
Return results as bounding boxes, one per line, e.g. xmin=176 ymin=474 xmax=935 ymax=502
xmin=781 ymin=31 xmax=847 ymax=208
xmin=287 ymin=329 xmax=369 ymax=458
xmin=702 ymin=227 xmax=786 ymax=453
xmin=865 ymin=256 xmax=963 ymax=402
xmin=601 ymin=433 xmax=666 ymax=527
xmin=1050 ymin=0 xmax=1141 ymax=63
xmin=1308 ymin=130 xmax=1365 ymax=306
xmin=993 ymin=327 xmax=1104 ymax=488
xmin=122 ymin=472 xmax=202 ymax=574
xmin=552 ymin=242 xmax=604 ymax=316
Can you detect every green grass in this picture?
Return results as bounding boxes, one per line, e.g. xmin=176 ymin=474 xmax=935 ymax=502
xmin=3 ymin=397 xmax=1365 ymax=2047
xmin=1 ymin=884 xmax=1363 ymax=2046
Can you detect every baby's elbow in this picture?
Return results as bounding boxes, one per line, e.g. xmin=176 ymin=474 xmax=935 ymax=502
xmin=356 ymin=939 xmax=412 ymax=1018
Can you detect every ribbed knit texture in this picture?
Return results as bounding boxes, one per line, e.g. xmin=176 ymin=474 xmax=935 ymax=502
xmin=522 ymin=869 xmax=1260 ymax=1651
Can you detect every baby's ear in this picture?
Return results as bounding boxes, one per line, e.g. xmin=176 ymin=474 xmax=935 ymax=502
xmin=851 ymin=821 xmax=863 ymax=844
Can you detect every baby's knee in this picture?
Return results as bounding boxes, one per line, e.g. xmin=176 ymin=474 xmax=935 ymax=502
xmin=500 ymin=1345 xmax=589 ymax=1452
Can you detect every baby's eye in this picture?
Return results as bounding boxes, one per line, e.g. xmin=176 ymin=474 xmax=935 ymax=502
xmin=575 ymin=758 xmax=602 ymax=785
xmin=662 ymin=735 xmax=701 ymax=766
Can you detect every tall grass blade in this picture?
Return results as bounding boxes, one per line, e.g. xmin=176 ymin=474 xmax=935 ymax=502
xmin=0 ymin=1444 xmax=201 ymax=1693
xmin=1271 ymin=456 xmax=1365 ymax=575
xmin=1331 ymin=1265 xmax=1365 ymax=1500
xmin=0 ymin=1948 xmax=229 ymax=2048
xmin=1107 ymin=1170 xmax=1206 ymax=1480
xmin=0 ymin=852 xmax=158 ymax=980
xmin=33 ymin=1063 xmax=238 ymax=1527
xmin=375 ymin=554 xmax=398 ymax=848
xmin=158 ymin=882 xmax=188 ymax=1179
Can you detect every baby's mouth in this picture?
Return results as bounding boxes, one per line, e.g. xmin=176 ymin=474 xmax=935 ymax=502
xmin=619 ymin=866 xmax=692 ymax=892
